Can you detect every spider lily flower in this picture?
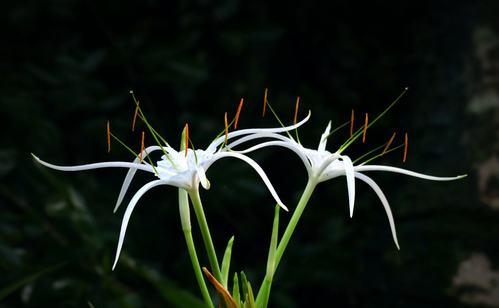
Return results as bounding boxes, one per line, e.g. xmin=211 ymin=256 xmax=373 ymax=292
xmin=31 ymin=112 xmax=311 ymax=269
xmin=228 ymin=120 xmax=466 ymax=249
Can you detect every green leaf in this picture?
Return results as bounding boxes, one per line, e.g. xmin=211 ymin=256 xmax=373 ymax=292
xmin=232 ymin=273 xmax=241 ymax=306
xmin=255 ymin=204 xmax=280 ymax=308
xmin=243 ymin=280 xmax=256 ymax=308
xmin=221 ymin=236 xmax=235 ymax=288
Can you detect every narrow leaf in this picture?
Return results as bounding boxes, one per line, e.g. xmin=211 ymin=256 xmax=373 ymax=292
xmin=202 ymin=267 xmax=237 ymax=308
xmin=221 ymin=236 xmax=235 ymax=288
xmin=232 ymin=272 xmax=241 ymax=307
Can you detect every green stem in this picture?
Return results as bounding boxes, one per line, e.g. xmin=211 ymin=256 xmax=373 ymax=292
xmin=188 ymin=188 xmax=223 ymax=282
xmin=178 ymin=189 xmax=213 ymax=307
xmin=274 ymin=178 xmax=318 ymax=269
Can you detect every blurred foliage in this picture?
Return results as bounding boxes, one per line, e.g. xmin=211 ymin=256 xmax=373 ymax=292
xmin=1 ymin=0 xmax=498 ymax=307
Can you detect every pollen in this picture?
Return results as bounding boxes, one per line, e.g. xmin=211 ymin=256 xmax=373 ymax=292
xmin=139 ymin=131 xmax=145 ymax=162
xmin=382 ymin=132 xmax=396 ymax=155
xmin=350 ymin=109 xmax=355 ymax=137
xmin=107 ymin=120 xmax=111 ymax=153
xmin=294 ymin=96 xmax=301 ymax=125
xmin=362 ymin=113 xmax=368 ymax=143
xmin=224 ymin=112 xmax=229 ymax=145
xmin=263 ymin=88 xmax=268 ymax=117
xmin=184 ymin=123 xmax=189 ymax=157
xmin=132 ymin=103 xmax=140 ymax=132
xmin=234 ymin=98 xmax=244 ymax=129
xmin=403 ymin=132 xmax=408 ymax=163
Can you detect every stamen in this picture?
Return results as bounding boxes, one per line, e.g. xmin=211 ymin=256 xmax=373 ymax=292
xmin=403 ymin=132 xmax=408 ymax=163
xmin=294 ymin=96 xmax=300 ymax=124
xmin=382 ymin=132 xmax=396 ymax=155
xmin=362 ymin=113 xmax=368 ymax=143
xmin=132 ymin=103 xmax=139 ymax=132
xmin=350 ymin=109 xmax=355 ymax=137
xmin=234 ymin=98 xmax=244 ymax=129
xmin=107 ymin=121 xmax=111 ymax=153
xmin=184 ymin=123 xmax=189 ymax=157
xmin=139 ymin=131 xmax=145 ymax=162
xmin=263 ymin=88 xmax=268 ymax=117
xmin=224 ymin=112 xmax=228 ymax=145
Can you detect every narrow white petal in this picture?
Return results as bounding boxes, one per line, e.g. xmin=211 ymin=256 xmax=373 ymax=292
xmin=207 ymin=152 xmax=288 ymax=211
xmin=341 ymin=156 xmax=356 ymax=218
xmin=114 ymin=146 xmax=162 ymax=213
xmin=318 ymin=121 xmax=332 ymax=151
xmin=197 ymin=166 xmax=211 ymax=190
xmin=354 ymin=165 xmax=467 ymax=181
xmin=235 ymin=140 xmax=312 ymax=173
xmin=354 ymin=172 xmax=400 ymax=249
xmin=207 ymin=111 xmax=311 ymax=151
xmin=227 ymin=131 xmax=292 ymax=149
xmin=112 ymin=180 xmax=168 ymax=270
xmin=32 ymin=154 xmax=155 ymax=173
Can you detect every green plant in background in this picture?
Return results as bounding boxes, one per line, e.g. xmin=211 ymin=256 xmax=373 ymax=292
xmin=32 ymin=89 xmax=466 ymax=307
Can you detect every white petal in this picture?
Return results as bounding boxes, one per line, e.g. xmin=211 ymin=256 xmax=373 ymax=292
xmin=235 ymin=140 xmax=312 ymax=173
xmin=340 ymin=156 xmax=356 ymax=218
xmin=32 ymin=154 xmax=156 ymax=173
xmin=354 ymin=172 xmax=399 ymax=249
xmin=197 ymin=166 xmax=211 ymax=190
xmin=227 ymin=131 xmax=293 ymax=149
xmin=114 ymin=146 xmax=162 ymax=213
xmin=207 ymin=111 xmax=311 ymax=152
xmin=207 ymin=152 xmax=288 ymax=211
xmin=112 ymin=180 xmax=168 ymax=270
xmin=354 ymin=165 xmax=467 ymax=181
xmin=318 ymin=121 xmax=332 ymax=151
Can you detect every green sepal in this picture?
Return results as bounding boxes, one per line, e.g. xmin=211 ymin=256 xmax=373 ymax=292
xmin=221 ymin=236 xmax=235 ymax=288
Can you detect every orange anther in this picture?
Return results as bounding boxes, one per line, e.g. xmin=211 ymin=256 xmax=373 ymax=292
xmin=224 ymin=112 xmax=229 ymax=145
xmin=139 ymin=131 xmax=145 ymax=162
xmin=294 ymin=96 xmax=301 ymax=125
xmin=234 ymin=98 xmax=244 ymax=129
xmin=184 ymin=123 xmax=189 ymax=157
xmin=350 ymin=109 xmax=355 ymax=137
xmin=107 ymin=121 xmax=111 ymax=153
xmin=132 ymin=104 xmax=139 ymax=132
xmin=403 ymin=132 xmax=408 ymax=163
xmin=382 ymin=132 xmax=396 ymax=155
xmin=362 ymin=113 xmax=368 ymax=143
xmin=262 ymin=88 xmax=268 ymax=117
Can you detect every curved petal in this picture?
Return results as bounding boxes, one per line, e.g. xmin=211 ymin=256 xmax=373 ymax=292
xmin=354 ymin=172 xmax=400 ymax=249
xmin=32 ymin=154 xmax=155 ymax=174
xmin=354 ymin=165 xmax=467 ymax=181
xmin=318 ymin=121 xmax=332 ymax=151
xmin=227 ymin=131 xmax=293 ymax=149
xmin=197 ymin=166 xmax=211 ymax=190
xmin=207 ymin=152 xmax=288 ymax=211
xmin=340 ymin=156 xmax=356 ymax=218
xmin=112 ymin=180 xmax=168 ymax=270
xmin=235 ymin=140 xmax=312 ymax=173
xmin=207 ymin=111 xmax=311 ymax=152
xmin=114 ymin=146 xmax=162 ymax=213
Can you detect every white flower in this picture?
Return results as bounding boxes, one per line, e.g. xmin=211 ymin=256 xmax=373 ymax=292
xmin=228 ymin=120 xmax=466 ymax=249
xmin=31 ymin=112 xmax=310 ymax=269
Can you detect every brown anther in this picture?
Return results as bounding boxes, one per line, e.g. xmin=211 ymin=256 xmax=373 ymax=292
xmin=382 ymin=132 xmax=396 ymax=155
xmin=350 ymin=109 xmax=355 ymax=137
xmin=132 ymin=104 xmax=139 ymax=132
xmin=224 ymin=112 xmax=228 ymax=145
xmin=262 ymin=88 xmax=268 ymax=117
xmin=139 ymin=131 xmax=145 ymax=162
xmin=403 ymin=132 xmax=408 ymax=163
xmin=362 ymin=113 xmax=368 ymax=143
xmin=106 ymin=121 xmax=111 ymax=153
xmin=234 ymin=98 xmax=244 ymax=129
xmin=294 ymin=96 xmax=301 ymax=125
xmin=184 ymin=123 xmax=189 ymax=157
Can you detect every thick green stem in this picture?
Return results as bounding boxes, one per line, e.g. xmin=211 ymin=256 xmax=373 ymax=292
xmin=188 ymin=188 xmax=222 ymax=282
xmin=274 ymin=178 xmax=318 ymax=269
xmin=178 ymin=189 xmax=213 ymax=307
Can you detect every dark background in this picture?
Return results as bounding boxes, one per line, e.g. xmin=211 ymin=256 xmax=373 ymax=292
xmin=2 ymin=1 xmax=498 ymax=307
